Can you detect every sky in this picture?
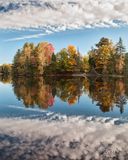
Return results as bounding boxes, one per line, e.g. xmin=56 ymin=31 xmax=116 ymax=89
xmin=0 ymin=26 xmax=128 ymax=64
xmin=0 ymin=0 xmax=128 ymax=64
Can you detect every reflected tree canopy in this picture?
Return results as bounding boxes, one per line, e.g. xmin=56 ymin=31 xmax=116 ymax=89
xmin=12 ymin=77 xmax=54 ymax=109
xmin=87 ymin=77 xmax=127 ymax=113
xmin=1 ymin=75 xmax=128 ymax=113
xmin=0 ymin=75 xmax=12 ymax=84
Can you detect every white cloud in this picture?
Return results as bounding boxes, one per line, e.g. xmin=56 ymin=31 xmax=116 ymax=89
xmin=0 ymin=0 xmax=128 ymax=32
xmin=4 ymin=32 xmax=53 ymax=42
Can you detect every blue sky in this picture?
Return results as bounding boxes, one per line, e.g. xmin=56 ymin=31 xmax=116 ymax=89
xmin=0 ymin=26 xmax=128 ymax=64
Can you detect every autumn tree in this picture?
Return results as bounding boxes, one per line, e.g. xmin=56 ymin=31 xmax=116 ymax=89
xmin=82 ymin=55 xmax=89 ymax=72
xmin=67 ymin=45 xmax=80 ymax=72
xmin=12 ymin=49 xmax=22 ymax=75
xmin=12 ymin=42 xmax=54 ymax=76
xmin=56 ymin=48 xmax=69 ymax=72
xmin=55 ymin=45 xmax=84 ymax=73
xmin=88 ymin=48 xmax=96 ymax=74
xmin=88 ymin=38 xmax=115 ymax=74
xmin=44 ymin=53 xmax=57 ymax=74
xmin=95 ymin=38 xmax=115 ymax=74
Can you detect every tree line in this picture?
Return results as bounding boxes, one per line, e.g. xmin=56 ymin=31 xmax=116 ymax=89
xmin=12 ymin=42 xmax=88 ymax=76
xmin=0 ymin=37 xmax=128 ymax=76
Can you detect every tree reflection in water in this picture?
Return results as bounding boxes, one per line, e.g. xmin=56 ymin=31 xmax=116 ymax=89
xmin=0 ymin=75 xmax=12 ymax=84
xmin=87 ymin=77 xmax=127 ymax=113
xmin=1 ymin=75 xmax=128 ymax=113
xmin=12 ymin=77 xmax=54 ymax=109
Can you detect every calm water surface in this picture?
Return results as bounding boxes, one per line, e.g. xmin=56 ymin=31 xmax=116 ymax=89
xmin=0 ymin=76 xmax=128 ymax=118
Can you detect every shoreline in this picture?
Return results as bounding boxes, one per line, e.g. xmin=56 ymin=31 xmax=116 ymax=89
xmin=44 ymin=74 xmax=128 ymax=78
xmin=5 ymin=73 xmax=128 ymax=78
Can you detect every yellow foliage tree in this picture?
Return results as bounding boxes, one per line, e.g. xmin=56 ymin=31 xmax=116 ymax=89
xmin=89 ymin=38 xmax=115 ymax=74
xmin=67 ymin=45 xmax=77 ymax=55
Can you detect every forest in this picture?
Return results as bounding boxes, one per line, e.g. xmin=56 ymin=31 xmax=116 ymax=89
xmin=0 ymin=37 xmax=128 ymax=76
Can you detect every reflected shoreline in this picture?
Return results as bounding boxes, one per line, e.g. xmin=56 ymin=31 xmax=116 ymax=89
xmin=1 ymin=75 xmax=128 ymax=114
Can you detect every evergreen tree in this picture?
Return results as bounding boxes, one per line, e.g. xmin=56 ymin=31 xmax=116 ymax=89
xmin=115 ymin=38 xmax=126 ymax=74
xmin=116 ymin=37 xmax=126 ymax=55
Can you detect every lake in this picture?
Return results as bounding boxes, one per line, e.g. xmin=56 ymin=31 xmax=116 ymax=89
xmin=0 ymin=75 xmax=128 ymax=118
